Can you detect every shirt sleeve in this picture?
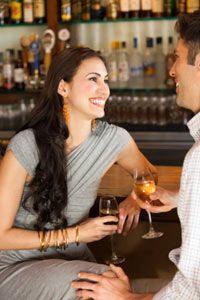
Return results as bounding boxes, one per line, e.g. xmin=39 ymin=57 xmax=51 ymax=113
xmin=153 ymin=144 xmax=200 ymax=300
xmin=6 ymin=129 xmax=39 ymax=177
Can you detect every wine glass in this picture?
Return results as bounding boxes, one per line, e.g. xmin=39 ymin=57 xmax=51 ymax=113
xmin=99 ymin=195 xmax=125 ymax=265
xmin=133 ymin=168 xmax=164 ymax=239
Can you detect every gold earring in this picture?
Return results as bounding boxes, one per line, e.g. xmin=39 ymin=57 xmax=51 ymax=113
xmin=91 ymin=119 xmax=96 ymax=132
xmin=63 ymin=102 xmax=69 ymax=125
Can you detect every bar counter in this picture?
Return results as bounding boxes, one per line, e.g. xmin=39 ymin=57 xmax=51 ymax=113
xmin=98 ymin=165 xmax=182 ymax=197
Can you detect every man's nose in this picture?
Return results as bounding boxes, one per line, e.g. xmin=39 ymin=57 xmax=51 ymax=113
xmin=169 ymin=63 xmax=175 ymax=78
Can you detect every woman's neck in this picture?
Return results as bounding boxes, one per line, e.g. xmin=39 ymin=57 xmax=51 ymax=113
xmin=66 ymin=119 xmax=92 ymax=153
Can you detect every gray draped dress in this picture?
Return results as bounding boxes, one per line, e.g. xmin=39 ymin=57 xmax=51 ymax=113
xmin=0 ymin=121 xmax=131 ymax=300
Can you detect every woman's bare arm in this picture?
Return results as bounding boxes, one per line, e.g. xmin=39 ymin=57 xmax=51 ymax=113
xmin=0 ymin=151 xmax=119 ymax=250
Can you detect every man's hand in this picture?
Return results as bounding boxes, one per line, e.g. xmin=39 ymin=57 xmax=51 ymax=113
xmin=118 ymin=194 xmax=141 ymax=236
xmin=71 ymin=264 xmax=132 ymax=300
xmin=132 ymin=186 xmax=179 ymax=213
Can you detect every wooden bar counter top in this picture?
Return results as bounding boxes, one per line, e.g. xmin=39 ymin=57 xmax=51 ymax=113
xmin=98 ymin=165 xmax=182 ymax=197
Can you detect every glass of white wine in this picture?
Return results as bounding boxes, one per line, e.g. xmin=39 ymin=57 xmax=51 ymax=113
xmin=99 ymin=195 xmax=125 ymax=265
xmin=133 ymin=168 xmax=164 ymax=239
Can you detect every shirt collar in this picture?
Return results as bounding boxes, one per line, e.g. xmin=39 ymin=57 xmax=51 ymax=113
xmin=187 ymin=111 xmax=200 ymax=141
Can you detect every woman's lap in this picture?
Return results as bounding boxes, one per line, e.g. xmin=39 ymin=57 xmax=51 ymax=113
xmin=0 ymin=259 xmax=108 ymax=300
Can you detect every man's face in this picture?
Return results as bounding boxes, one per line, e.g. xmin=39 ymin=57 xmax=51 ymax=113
xmin=169 ymin=38 xmax=200 ymax=113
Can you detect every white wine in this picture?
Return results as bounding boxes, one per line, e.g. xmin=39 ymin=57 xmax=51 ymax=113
xmin=100 ymin=208 xmax=119 ymax=225
xmin=133 ymin=180 xmax=155 ymax=202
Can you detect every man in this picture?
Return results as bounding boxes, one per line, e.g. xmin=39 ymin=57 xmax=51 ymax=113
xmin=71 ymin=10 xmax=200 ymax=300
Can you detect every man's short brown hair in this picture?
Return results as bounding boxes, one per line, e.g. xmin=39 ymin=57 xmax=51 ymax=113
xmin=175 ymin=10 xmax=200 ymax=65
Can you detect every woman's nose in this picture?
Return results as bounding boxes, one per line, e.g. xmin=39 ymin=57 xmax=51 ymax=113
xmin=99 ymin=81 xmax=110 ymax=96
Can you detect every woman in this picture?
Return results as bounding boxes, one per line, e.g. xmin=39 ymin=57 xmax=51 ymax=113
xmin=0 ymin=47 xmax=156 ymax=299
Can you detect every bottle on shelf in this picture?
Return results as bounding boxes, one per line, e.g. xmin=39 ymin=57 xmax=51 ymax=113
xmin=107 ymin=40 xmax=119 ymax=83
xmin=129 ymin=37 xmax=143 ymax=78
xmin=129 ymin=0 xmax=140 ymax=18
xmin=3 ymin=49 xmax=15 ymax=90
xmin=0 ymin=1 xmax=9 ymax=25
xmin=106 ymin=0 xmax=120 ymax=20
xmin=0 ymin=52 xmax=3 ymax=87
xmin=155 ymin=37 xmax=165 ymax=87
xmin=164 ymin=0 xmax=176 ymax=17
xmin=34 ymin=0 xmax=46 ymax=24
xmin=176 ymin=0 xmax=186 ymax=14
xmin=140 ymin=0 xmax=152 ymax=17
xmin=23 ymin=0 xmax=34 ymax=24
xmin=61 ymin=0 xmax=72 ymax=22
xmin=81 ymin=0 xmax=91 ymax=21
xmin=165 ymin=36 xmax=175 ymax=88
xmin=10 ymin=0 xmax=23 ymax=24
xmin=14 ymin=50 xmax=25 ymax=90
xmin=186 ymin=0 xmax=199 ymax=13
xmin=91 ymin=0 xmax=103 ymax=20
xmin=152 ymin=0 xmax=164 ymax=17
xmin=118 ymin=41 xmax=129 ymax=83
xmin=71 ymin=0 xmax=82 ymax=20
xmin=143 ymin=37 xmax=156 ymax=77
xmin=119 ymin=0 xmax=130 ymax=18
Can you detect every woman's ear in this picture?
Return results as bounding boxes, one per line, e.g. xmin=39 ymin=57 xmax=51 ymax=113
xmin=57 ymin=79 xmax=68 ymax=97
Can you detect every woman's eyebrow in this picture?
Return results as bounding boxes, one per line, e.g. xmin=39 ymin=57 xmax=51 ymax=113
xmin=86 ymin=72 xmax=108 ymax=78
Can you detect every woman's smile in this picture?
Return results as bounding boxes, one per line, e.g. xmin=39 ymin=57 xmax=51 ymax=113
xmin=89 ymin=97 xmax=106 ymax=108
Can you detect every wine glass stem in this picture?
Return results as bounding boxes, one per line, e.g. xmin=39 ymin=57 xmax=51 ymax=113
xmin=147 ymin=210 xmax=154 ymax=231
xmin=110 ymin=234 xmax=117 ymax=258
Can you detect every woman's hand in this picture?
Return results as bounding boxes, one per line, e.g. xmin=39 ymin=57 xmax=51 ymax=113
xmin=132 ymin=186 xmax=179 ymax=213
xmin=71 ymin=264 xmax=133 ymax=300
xmin=79 ymin=216 xmax=118 ymax=243
xmin=118 ymin=194 xmax=140 ymax=236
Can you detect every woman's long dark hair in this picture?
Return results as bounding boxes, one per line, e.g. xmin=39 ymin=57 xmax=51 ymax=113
xmin=20 ymin=47 xmax=106 ymax=230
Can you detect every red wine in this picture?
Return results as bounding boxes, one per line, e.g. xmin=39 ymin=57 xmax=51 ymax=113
xmin=100 ymin=208 xmax=119 ymax=225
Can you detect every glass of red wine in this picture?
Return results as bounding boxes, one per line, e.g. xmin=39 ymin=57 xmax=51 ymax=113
xmin=99 ymin=195 xmax=125 ymax=265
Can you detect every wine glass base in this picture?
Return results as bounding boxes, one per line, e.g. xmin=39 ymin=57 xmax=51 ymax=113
xmin=142 ymin=231 xmax=164 ymax=239
xmin=105 ymin=256 xmax=125 ymax=265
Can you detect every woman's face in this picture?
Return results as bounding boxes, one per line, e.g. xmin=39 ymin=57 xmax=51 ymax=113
xmin=66 ymin=57 xmax=110 ymax=121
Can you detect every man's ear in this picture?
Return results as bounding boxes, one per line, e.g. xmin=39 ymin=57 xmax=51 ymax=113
xmin=57 ymin=79 xmax=68 ymax=97
xmin=195 ymin=53 xmax=200 ymax=71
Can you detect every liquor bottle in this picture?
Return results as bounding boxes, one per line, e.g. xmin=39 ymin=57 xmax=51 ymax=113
xmin=119 ymin=0 xmax=130 ymax=18
xmin=165 ymin=36 xmax=175 ymax=87
xmin=34 ymin=0 xmax=46 ymax=24
xmin=129 ymin=0 xmax=140 ymax=18
xmin=140 ymin=0 xmax=152 ymax=17
xmin=164 ymin=0 xmax=176 ymax=16
xmin=58 ymin=28 xmax=70 ymax=51
xmin=0 ymin=52 xmax=3 ymax=88
xmin=118 ymin=41 xmax=129 ymax=83
xmin=129 ymin=37 xmax=143 ymax=78
xmin=108 ymin=41 xmax=119 ymax=83
xmin=152 ymin=0 xmax=164 ymax=17
xmin=0 ymin=3 xmax=4 ymax=25
xmin=23 ymin=0 xmax=34 ymax=24
xmin=106 ymin=0 xmax=120 ymax=20
xmin=1 ymin=0 xmax=10 ymax=24
xmin=143 ymin=37 xmax=156 ymax=77
xmin=0 ymin=1 xmax=7 ymax=24
xmin=100 ymin=0 xmax=107 ymax=19
xmin=155 ymin=37 xmax=165 ymax=87
xmin=11 ymin=0 xmax=22 ymax=24
xmin=14 ymin=50 xmax=25 ymax=90
xmin=3 ymin=49 xmax=15 ymax=90
xmin=186 ymin=0 xmax=199 ymax=13
xmin=71 ymin=0 xmax=82 ymax=20
xmin=81 ymin=0 xmax=91 ymax=21
xmin=91 ymin=0 xmax=102 ymax=20
xmin=61 ymin=0 xmax=72 ymax=21
xmin=176 ymin=0 xmax=186 ymax=14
